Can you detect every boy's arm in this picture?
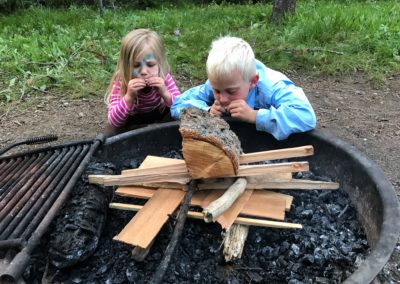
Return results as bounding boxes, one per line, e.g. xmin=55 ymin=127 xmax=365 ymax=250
xmin=170 ymin=81 xmax=215 ymax=119
xmin=256 ymin=80 xmax=316 ymax=140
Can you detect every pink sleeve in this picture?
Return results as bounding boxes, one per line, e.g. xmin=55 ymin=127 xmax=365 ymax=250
xmin=108 ymin=81 xmax=135 ymax=128
xmin=165 ymin=73 xmax=181 ymax=107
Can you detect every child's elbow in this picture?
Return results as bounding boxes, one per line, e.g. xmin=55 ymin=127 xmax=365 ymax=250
xmin=304 ymin=108 xmax=317 ymax=130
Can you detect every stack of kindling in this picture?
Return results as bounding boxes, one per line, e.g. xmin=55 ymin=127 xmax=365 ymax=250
xmin=89 ymin=108 xmax=339 ymax=261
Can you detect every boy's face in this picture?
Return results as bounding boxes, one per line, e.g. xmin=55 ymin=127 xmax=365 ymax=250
xmin=209 ymin=70 xmax=258 ymax=108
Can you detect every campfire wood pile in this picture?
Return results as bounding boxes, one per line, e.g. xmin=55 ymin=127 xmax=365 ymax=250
xmin=89 ymin=108 xmax=339 ymax=263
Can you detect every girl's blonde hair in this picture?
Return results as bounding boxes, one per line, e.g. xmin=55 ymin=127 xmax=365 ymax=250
xmin=207 ymin=36 xmax=256 ymax=82
xmin=105 ymin=29 xmax=170 ymax=104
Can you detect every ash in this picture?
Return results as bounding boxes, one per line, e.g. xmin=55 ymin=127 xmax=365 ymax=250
xmin=23 ymin=152 xmax=369 ymax=284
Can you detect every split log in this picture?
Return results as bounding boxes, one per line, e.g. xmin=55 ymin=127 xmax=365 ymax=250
xmin=223 ymin=224 xmax=249 ymax=262
xmin=203 ymin=178 xmax=248 ymax=223
xmin=109 ymin=203 xmax=302 ymax=229
xmin=179 ymin=107 xmax=242 ymax=179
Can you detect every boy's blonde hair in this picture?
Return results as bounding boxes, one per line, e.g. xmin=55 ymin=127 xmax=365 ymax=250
xmin=105 ymin=29 xmax=170 ymax=104
xmin=207 ymin=36 xmax=256 ymax=83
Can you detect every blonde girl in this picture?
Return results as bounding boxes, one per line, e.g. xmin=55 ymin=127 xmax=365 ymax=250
xmin=105 ymin=28 xmax=181 ymax=135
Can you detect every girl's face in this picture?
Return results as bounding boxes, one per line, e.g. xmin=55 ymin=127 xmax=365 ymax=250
xmin=132 ymin=46 xmax=160 ymax=79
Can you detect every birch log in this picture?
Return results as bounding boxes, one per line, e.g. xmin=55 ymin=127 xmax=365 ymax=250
xmin=203 ymin=178 xmax=247 ymax=222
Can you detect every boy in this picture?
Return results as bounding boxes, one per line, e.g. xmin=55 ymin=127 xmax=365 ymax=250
xmin=170 ymin=36 xmax=316 ymax=140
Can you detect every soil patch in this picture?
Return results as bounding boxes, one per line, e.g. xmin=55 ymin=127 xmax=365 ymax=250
xmin=0 ymin=73 xmax=399 ymax=282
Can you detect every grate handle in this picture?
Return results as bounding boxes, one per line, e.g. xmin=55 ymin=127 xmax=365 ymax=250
xmin=0 ymin=134 xmax=58 ymax=156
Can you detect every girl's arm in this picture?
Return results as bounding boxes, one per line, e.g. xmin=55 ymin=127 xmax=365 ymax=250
xmin=108 ymin=81 xmax=135 ymax=128
xmin=163 ymin=73 xmax=181 ymax=106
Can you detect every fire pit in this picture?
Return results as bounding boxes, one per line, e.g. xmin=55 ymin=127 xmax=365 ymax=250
xmin=93 ymin=120 xmax=400 ymax=283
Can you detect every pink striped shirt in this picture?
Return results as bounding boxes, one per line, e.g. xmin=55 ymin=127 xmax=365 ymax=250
xmin=108 ymin=73 xmax=181 ymax=128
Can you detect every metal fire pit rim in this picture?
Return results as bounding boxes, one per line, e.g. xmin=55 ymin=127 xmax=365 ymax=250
xmin=308 ymin=129 xmax=400 ymax=284
xmin=104 ymin=121 xmax=400 ymax=284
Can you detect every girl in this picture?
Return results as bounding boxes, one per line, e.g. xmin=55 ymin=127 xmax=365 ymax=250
xmin=105 ymin=29 xmax=181 ymax=136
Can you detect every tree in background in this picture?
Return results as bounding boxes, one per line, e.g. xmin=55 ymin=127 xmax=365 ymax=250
xmin=271 ymin=0 xmax=296 ymax=24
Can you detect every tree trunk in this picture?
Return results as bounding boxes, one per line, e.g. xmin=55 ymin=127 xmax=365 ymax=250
xmin=271 ymin=0 xmax=296 ymax=24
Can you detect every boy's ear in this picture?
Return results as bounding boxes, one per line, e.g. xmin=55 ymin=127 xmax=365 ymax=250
xmin=250 ymin=74 xmax=259 ymax=88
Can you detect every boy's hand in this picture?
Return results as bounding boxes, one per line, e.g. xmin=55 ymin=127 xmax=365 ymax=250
xmin=210 ymin=100 xmax=228 ymax=117
xmin=227 ymin=100 xmax=257 ymax=123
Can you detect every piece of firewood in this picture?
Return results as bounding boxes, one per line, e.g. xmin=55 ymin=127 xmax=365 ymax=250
xmin=179 ymin=107 xmax=242 ymax=178
xmin=240 ymin=145 xmax=314 ymax=164
xmin=88 ymin=161 xmax=309 ymax=186
xmin=113 ymin=188 xmax=185 ymax=249
xmin=109 ymin=203 xmax=302 ymax=229
xmin=113 ymin=187 xmax=288 ymax=220
xmin=203 ymin=178 xmax=248 ymax=223
xmin=197 ymin=178 xmax=339 ymax=190
xmin=132 ymin=240 xmax=154 ymax=262
xmin=223 ymin=224 xmax=249 ymax=262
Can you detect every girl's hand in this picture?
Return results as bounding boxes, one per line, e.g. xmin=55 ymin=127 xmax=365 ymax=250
xmin=127 ymin=78 xmax=147 ymax=97
xmin=210 ymin=100 xmax=228 ymax=117
xmin=145 ymin=76 xmax=167 ymax=96
xmin=227 ymin=99 xmax=257 ymax=123
xmin=124 ymin=78 xmax=146 ymax=107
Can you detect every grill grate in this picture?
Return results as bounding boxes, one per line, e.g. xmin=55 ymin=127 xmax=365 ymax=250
xmin=0 ymin=135 xmax=104 ymax=283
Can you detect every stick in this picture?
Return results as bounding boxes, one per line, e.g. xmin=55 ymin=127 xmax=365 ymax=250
xmin=110 ymin=203 xmax=302 ymax=229
xmin=203 ymin=178 xmax=247 ymax=223
xmin=149 ymin=180 xmax=197 ymax=284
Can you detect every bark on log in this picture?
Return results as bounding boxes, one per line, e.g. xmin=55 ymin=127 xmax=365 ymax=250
xmin=179 ymin=107 xmax=242 ymax=178
xmin=203 ymin=178 xmax=248 ymax=222
xmin=223 ymin=224 xmax=249 ymax=262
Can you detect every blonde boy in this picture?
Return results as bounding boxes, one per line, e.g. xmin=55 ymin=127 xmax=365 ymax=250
xmin=171 ymin=36 xmax=316 ymax=140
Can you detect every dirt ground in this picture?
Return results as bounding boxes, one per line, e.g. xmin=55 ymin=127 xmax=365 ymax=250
xmin=0 ymin=73 xmax=399 ymax=283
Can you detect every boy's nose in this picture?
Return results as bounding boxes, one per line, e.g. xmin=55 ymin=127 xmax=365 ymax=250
xmin=219 ymin=94 xmax=230 ymax=105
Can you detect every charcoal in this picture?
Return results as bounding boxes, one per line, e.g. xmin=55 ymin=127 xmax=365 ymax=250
xmin=48 ymin=161 xmax=116 ymax=269
xmin=24 ymin=160 xmax=370 ymax=284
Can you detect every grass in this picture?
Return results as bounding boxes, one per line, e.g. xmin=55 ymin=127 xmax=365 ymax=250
xmin=0 ymin=1 xmax=399 ymax=104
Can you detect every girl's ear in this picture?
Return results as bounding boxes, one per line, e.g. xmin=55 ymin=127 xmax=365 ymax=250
xmin=250 ymin=74 xmax=259 ymax=88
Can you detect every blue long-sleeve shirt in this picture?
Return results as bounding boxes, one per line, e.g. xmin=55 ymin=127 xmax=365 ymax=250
xmin=171 ymin=60 xmax=316 ymax=140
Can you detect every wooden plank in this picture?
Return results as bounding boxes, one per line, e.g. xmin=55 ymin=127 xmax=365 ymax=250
xmin=122 ymin=156 xmax=187 ymax=175
xmin=89 ymin=162 xmax=309 ymax=186
xmin=197 ymin=178 xmax=338 ymax=191
xmin=236 ymin=162 xmax=309 ymax=177
xmin=215 ymin=189 xmax=254 ymax=229
xmin=116 ymin=186 xmax=155 ymax=198
xmin=113 ymin=158 xmax=186 ymax=250
xmin=240 ymin=145 xmax=314 ymax=164
xmin=110 ymin=203 xmax=302 ymax=229
xmin=242 ymin=191 xmax=286 ymax=220
xmin=113 ymin=188 xmax=185 ymax=249
xmin=114 ymin=186 xmax=289 ymax=220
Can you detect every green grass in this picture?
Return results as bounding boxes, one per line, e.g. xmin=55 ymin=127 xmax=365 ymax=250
xmin=0 ymin=1 xmax=399 ymax=103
